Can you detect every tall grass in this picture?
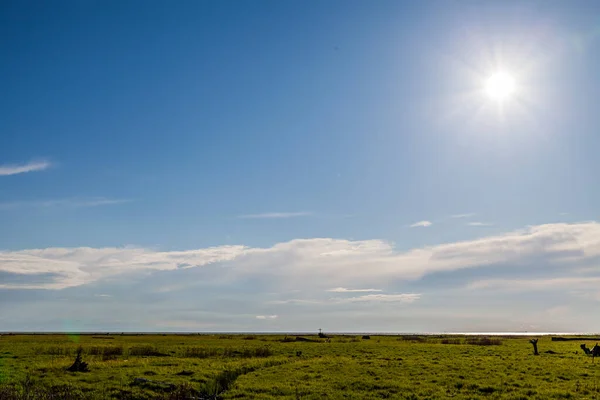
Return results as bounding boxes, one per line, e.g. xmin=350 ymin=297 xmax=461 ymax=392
xmin=182 ymin=346 xmax=272 ymax=358
xmin=87 ymin=346 xmax=123 ymax=356
xmin=181 ymin=347 xmax=219 ymax=358
xmin=465 ymin=337 xmax=502 ymax=346
xmin=128 ymin=345 xmax=167 ymax=357
xmin=398 ymin=335 xmax=427 ymax=342
xmin=441 ymin=338 xmax=463 ymax=345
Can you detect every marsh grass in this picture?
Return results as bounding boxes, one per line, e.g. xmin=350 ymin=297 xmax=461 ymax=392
xmin=1 ymin=334 xmax=598 ymax=399
xmin=128 ymin=345 xmax=168 ymax=357
xmin=465 ymin=337 xmax=503 ymax=346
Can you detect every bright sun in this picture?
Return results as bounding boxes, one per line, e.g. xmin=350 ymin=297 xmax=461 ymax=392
xmin=484 ymin=72 xmax=516 ymax=101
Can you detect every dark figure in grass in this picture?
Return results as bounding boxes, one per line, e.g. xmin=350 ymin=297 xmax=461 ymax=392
xmin=529 ymin=339 xmax=539 ymax=355
xmin=67 ymin=347 xmax=90 ymax=372
xmin=580 ymin=343 xmax=600 ymax=361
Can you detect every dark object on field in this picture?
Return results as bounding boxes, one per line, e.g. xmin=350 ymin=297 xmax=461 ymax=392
xmin=67 ymin=347 xmax=90 ymax=372
xmin=580 ymin=343 xmax=600 ymax=361
xmin=175 ymin=370 xmax=194 ymax=376
xmin=296 ymin=351 xmax=302 ymax=356
xmin=441 ymin=338 xmax=462 ymax=345
xmin=362 ymin=335 xmax=371 ymax=340
xmin=295 ymin=336 xmax=317 ymax=342
xmin=530 ymin=339 xmax=539 ymax=355
xmin=544 ymin=350 xmax=558 ymax=354
xmin=132 ymin=377 xmax=175 ymax=390
xmin=91 ymin=336 xmax=114 ymax=339
xmin=399 ymin=335 xmax=427 ymax=342
xmin=318 ymin=328 xmax=329 ymax=338
xmin=552 ymin=337 xmax=600 ymax=341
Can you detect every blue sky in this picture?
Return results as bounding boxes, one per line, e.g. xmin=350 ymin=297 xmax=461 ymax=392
xmin=2 ymin=0 xmax=600 ymax=332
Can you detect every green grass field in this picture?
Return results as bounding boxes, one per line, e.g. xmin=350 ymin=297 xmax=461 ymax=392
xmin=1 ymin=334 xmax=599 ymax=399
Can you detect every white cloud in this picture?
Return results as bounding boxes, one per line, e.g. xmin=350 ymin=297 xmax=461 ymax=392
xmin=450 ymin=213 xmax=475 ymax=219
xmin=3 ymin=222 xmax=600 ymax=293
xmin=238 ymin=212 xmax=312 ymax=219
xmin=0 ymin=160 xmax=51 ymax=176
xmin=327 ymin=287 xmax=382 ymax=293
xmin=0 ymin=197 xmax=131 ymax=210
xmin=0 ymin=245 xmax=247 ymax=289
xmin=256 ymin=315 xmax=278 ymax=320
xmin=94 ymin=294 xmax=111 ymax=298
xmin=410 ymin=220 xmax=432 ymax=228
xmin=267 ymin=299 xmax=323 ymax=305
xmin=62 ymin=198 xmax=132 ymax=207
xmin=332 ymin=294 xmax=421 ymax=303
xmin=467 ymin=222 xmax=493 ymax=226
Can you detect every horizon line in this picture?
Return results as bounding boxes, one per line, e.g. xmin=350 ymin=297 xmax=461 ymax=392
xmin=0 ymin=331 xmax=594 ymax=336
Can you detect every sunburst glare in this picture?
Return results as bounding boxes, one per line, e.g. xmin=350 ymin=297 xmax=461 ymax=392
xmin=484 ymin=72 xmax=516 ymax=101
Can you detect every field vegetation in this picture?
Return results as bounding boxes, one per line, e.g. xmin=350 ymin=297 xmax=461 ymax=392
xmin=0 ymin=334 xmax=599 ymax=399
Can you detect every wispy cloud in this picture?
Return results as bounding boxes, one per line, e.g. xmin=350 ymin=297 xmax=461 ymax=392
xmin=467 ymin=222 xmax=493 ymax=227
xmin=0 ymin=160 xmax=51 ymax=176
xmin=256 ymin=315 xmax=278 ymax=320
xmin=332 ymin=294 xmax=421 ymax=303
xmin=450 ymin=213 xmax=475 ymax=219
xmin=327 ymin=287 xmax=382 ymax=293
xmin=267 ymin=299 xmax=323 ymax=305
xmin=410 ymin=220 xmax=432 ymax=228
xmin=238 ymin=212 xmax=312 ymax=219
xmin=0 ymin=197 xmax=131 ymax=210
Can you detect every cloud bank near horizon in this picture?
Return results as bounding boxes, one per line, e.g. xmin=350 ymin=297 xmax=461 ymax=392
xmin=3 ymin=222 xmax=600 ymax=332
xmin=2 ymin=221 xmax=600 ymax=290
